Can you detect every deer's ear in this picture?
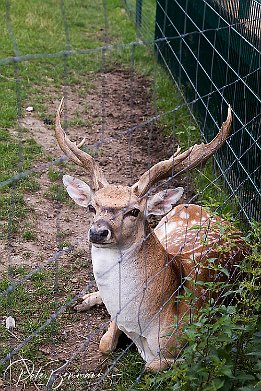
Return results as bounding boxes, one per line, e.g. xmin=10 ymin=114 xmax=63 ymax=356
xmin=147 ymin=187 xmax=184 ymax=216
xmin=63 ymin=175 xmax=92 ymax=207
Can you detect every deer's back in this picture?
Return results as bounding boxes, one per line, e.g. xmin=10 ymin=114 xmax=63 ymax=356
xmin=155 ymin=204 xmax=246 ymax=285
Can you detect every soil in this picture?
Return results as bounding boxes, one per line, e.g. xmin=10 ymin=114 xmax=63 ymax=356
xmin=0 ymin=69 xmax=195 ymax=390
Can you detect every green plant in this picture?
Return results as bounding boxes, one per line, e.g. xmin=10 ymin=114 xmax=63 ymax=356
xmin=147 ymin=222 xmax=261 ymax=391
xmin=103 ymin=350 xmax=144 ymax=391
xmin=44 ymin=183 xmax=69 ymax=203
xmin=19 ymin=177 xmax=41 ymax=192
xmin=48 ymin=167 xmax=62 ymax=182
xmin=22 ymin=228 xmax=37 ymax=241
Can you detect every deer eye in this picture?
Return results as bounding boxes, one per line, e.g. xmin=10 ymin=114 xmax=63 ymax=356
xmin=126 ymin=208 xmax=140 ymax=218
xmin=88 ymin=205 xmax=96 ymax=214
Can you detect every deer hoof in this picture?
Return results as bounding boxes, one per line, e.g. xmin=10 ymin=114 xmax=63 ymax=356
xmin=99 ymin=331 xmax=119 ymax=355
xmin=145 ymin=359 xmax=170 ymax=373
xmin=74 ymin=291 xmax=103 ymax=312
xmin=74 ymin=301 xmax=92 ymax=312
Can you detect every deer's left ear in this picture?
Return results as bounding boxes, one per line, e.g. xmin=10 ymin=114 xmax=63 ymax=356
xmin=146 ymin=187 xmax=184 ymax=216
xmin=63 ymin=175 xmax=93 ymax=207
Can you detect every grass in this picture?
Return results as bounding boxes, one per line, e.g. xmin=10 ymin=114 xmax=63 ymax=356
xmin=0 ymin=132 xmax=42 ymax=182
xmin=44 ymin=183 xmax=69 ymax=203
xmin=0 ymin=262 xmax=84 ymax=362
xmin=0 ymin=268 xmax=55 ymax=366
xmin=124 ymin=0 xmax=157 ymax=42
xmin=0 ymin=0 xmax=255 ymax=390
xmin=22 ymin=226 xmax=37 ymax=241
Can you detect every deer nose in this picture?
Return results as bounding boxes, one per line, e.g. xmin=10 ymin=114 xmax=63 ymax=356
xmin=89 ymin=223 xmax=111 ymax=244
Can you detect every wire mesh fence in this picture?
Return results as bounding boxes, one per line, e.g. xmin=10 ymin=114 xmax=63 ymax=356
xmin=154 ymin=0 xmax=261 ymax=222
xmin=0 ymin=1 xmax=260 ymax=390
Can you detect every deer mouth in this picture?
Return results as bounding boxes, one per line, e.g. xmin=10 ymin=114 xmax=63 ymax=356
xmin=91 ymin=241 xmax=116 ymax=249
xmin=89 ymin=237 xmax=114 ymax=246
xmin=89 ymin=232 xmax=115 ymax=247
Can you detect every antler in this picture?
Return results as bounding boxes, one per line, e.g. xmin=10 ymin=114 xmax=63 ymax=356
xmin=132 ymin=106 xmax=232 ymax=197
xmin=55 ymin=97 xmax=108 ymax=190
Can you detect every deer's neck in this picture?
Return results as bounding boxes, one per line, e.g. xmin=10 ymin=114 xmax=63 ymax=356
xmin=91 ymin=226 xmax=179 ymax=332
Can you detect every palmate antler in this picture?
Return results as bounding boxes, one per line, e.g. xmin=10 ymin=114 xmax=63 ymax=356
xmin=131 ymin=106 xmax=232 ymax=196
xmin=55 ymin=98 xmax=232 ymax=195
xmin=55 ymin=97 xmax=108 ymax=190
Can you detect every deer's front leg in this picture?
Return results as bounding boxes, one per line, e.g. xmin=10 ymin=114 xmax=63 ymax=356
xmin=145 ymin=358 xmax=171 ymax=372
xmin=99 ymin=320 xmax=122 ymax=354
xmin=75 ymin=291 xmax=103 ymax=312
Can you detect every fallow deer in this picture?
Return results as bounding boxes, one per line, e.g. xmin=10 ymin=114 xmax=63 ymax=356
xmin=55 ymin=98 xmax=246 ymax=371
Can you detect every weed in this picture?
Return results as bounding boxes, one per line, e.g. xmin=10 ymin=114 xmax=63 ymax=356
xmin=64 ymin=117 xmax=92 ymax=128
xmin=103 ymin=350 xmax=144 ymax=391
xmin=146 ymin=223 xmax=261 ymax=391
xmin=19 ymin=177 xmax=41 ymax=192
xmin=0 ymin=192 xmax=30 ymax=235
xmin=60 ymin=241 xmax=71 ymax=250
xmin=44 ymin=183 xmax=69 ymax=203
xmin=22 ymin=229 xmax=37 ymax=241
xmin=48 ymin=167 xmax=62 ymax=182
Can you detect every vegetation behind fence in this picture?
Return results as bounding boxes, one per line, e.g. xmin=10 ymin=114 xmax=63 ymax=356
xmin=127 ymin=0 xmax=261 ymax=222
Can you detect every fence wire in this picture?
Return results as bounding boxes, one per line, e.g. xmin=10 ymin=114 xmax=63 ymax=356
xmin=0 ymin=1 xmax=260 ymax=390
xmin=153 ymin=0 xmax=261 ymax=222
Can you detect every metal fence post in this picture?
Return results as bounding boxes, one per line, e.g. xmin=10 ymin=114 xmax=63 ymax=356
xmin=136 ymin=0 xmax=143 ymax=29
xmin=238 ymin=0 xmax=251 ymax=18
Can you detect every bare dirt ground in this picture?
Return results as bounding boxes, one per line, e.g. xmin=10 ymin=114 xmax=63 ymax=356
xmin=1 ymin=70 xmax=195 ymax=390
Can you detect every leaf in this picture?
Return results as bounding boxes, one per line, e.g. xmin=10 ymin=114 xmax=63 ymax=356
xmin=208 ymin=257 xmax=218 ymax=263
xmin=221 ymin=366 xmax=234 ymax=378
xmin=195 ymin=280 xmax=206 ymax=286
xmin=189 ymin=224 xmax=203 ymax=230
xmin=219 ymin=267 xmax=230 ymax=277
xmin=247 ymin=351 xmax=261 ymax=357
xmin=236 ymin=374 xmax=256 ymax=381
xmin=213 ymin=378 xmax=225 ymax=389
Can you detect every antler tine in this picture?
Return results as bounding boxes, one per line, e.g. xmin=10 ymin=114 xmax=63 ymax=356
xmin=55 ymin=97 xmax=84 ymax=166
xmin=55 ymin=97 xmax=108 ymax=190
xmin=132 ymin=105 xmax=232 ymax=197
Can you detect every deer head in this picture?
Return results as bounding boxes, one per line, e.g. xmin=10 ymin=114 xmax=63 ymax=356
xmin=55 ymin=97 xmax=232 ymax=250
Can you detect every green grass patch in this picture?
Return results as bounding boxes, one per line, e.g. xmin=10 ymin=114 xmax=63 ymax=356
xmin=22 ymin=226 xmax=37 ymax=241
xmin=0 ymin=132 xmax=42 ymax=182
xmin=48 ymin=167 xmax=61 ymax=182
xmin=44 ymin=183 xmax=69 ymax=203
xmin=103 ymin=350 xmax=144 ymax=390
xmin=0 ymin=133 xmax=42 ymax=236
xmin=0 ymin=264 xmax=80 ymax=375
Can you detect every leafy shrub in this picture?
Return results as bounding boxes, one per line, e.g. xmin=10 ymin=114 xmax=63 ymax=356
xmin=148 ymin=222 xmax=261 ymax=391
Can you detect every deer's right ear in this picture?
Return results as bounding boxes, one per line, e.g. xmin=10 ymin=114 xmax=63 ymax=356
xmin=63 ymin=175 xmax=92 ymax=207
xmin=146 ymin=187 xmax=184 ymax=216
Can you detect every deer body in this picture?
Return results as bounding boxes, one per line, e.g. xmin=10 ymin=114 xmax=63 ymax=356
xmin=91 ymin=235 xmax=177 ymax=364
xmin=156 ymin=203 xmax=245 ymax=283
xmin=54 ymin=98 xmax=242 ymax=371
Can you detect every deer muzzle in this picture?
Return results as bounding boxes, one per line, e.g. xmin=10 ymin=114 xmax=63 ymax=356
xmin=89 ymin=220 xmax=112 ymax=244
